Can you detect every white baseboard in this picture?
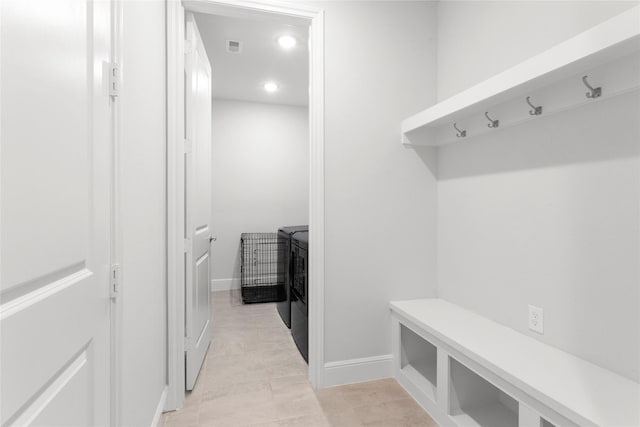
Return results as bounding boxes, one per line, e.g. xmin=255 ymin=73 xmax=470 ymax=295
xmin=322 ymin=354 xmax=393 ymax=388
xmin=151 ymin=385 xmax=168 ymax=427
xmin=210 ymin=278 xmax=240 ymax=292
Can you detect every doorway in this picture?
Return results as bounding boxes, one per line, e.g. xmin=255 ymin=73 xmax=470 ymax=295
xmin=165 ymin=0 xmax=325 ymax=411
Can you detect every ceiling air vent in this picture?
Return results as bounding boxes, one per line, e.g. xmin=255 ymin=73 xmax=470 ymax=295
xmin=226 ymin=40 xmax=242 ymax=53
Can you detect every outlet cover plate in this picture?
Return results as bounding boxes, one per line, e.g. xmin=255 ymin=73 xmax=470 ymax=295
xmin=528 ymin=305 xmax=544 ymax=334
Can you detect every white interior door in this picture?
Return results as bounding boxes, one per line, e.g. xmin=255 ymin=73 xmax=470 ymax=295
xmin=184 ymin=12 xmax=213 ymax=391
xmin=1 ymin=0 xmax=112 ymax=425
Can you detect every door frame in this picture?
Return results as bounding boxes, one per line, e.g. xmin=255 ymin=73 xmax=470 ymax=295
xmin=110 ymin=0 xmax=123 ymax=424
xmin=165 ymin=0 xmax=325 ymax=410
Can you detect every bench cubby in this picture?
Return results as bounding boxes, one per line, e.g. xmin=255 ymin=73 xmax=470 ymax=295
xmin=449 ymin=357 xmax=518 ymax=427
xmin=400 ymin=324 xmax=438 ymax=401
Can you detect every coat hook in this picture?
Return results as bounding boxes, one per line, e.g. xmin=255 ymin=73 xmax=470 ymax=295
xmin=453 ymin=123 xmax=466 ymax=138
xmin=582 ymin=75 xmax=601 ymax=99
xmin=526 ymin=96 xmax=542 ymax=116
xmin=484 ymin=111 xmax=499 ymax=128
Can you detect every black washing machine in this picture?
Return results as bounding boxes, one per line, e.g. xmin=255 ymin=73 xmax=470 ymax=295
xmin=290 ymin=231 xmax=309 ymax=362
xmin=276 ymin=226 xmax=308 ymax=328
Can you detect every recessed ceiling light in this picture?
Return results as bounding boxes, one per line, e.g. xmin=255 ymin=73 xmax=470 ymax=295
xmin=277 ymin=35 xmax=296 ymax=49
xmin=264 ymin=82 xmax=278 ymax=93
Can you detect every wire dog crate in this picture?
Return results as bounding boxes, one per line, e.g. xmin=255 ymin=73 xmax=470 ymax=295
xmin=240 ymin=233 xmax=285 ymax=303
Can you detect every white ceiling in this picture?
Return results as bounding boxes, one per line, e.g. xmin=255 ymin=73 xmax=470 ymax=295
xmin=194 ymin=13 xmax=309 ymax=107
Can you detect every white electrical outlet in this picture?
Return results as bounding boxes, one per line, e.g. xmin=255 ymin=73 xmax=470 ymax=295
xmin=528 ymin=305 xmax=544 ymax=334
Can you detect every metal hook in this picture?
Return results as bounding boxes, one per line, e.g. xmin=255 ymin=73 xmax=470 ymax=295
xmin=453 ymin=123 xmax=466 ymax=138
xmin=484 ymin=111 xmax=499 ymax=128
xmin=582 ymin=75 xmax=601 ymax=99
xmin=526 ymin=96 xmax=542 ymax=116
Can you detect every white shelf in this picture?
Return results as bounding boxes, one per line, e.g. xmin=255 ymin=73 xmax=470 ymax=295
xmin=402 ymin=6 xmax=640 ymax=146
xmin=390 ymin=298 xmax=640 ymax=427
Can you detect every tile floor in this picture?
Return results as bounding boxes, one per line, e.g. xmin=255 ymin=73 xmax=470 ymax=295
xmin=162 ymin=290 xmax=438 ymax=427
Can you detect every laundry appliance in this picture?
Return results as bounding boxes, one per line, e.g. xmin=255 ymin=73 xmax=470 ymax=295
xmin=276 ymin=225 xmax=308 ymax=328
xmin=290 ymin=231 xmax=309 ymax=362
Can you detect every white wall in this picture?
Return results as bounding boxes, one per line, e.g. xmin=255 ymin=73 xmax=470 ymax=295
xmin=436 ymin=2 xmax=639 ymax=382
xmin=210 ymin=99 xmax=309 ymax=288
xmin=309 ymin=1 xmax=439 ymax=366
xmin=120 ymin=1 xmax=167 ymax=425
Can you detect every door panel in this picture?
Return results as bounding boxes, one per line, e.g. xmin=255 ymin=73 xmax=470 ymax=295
xmin=14 ymin=346 xmax=92 ymax=427
xmin=30 ymin=354 xmax=92 ymax=427
xmin=1 ymin=0 xmax=91 ymax=291
xmin=1 ymin=0 xmax=112 ymax=425
xmin=195 ymin=251 xmax=211 ymax=342
xmin=185 ymin=12 xmax=213 ymax=391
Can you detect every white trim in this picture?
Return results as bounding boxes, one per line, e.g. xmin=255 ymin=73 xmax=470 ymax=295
xmin=165 ymin=0 xmax=186 ymax=412
xmin=150 ymin=386 xmax=168 ymax=427
xmin=110 ymin=0 xmax=124 ymax=424
xmin=165 ymin=0 xmax=325 ymax=410
xmin=210 ymin=278 xmax=240 ymax=291
xmin=183 ymin=0 xmax=317 ymax=22
xmin=323 ymin=355 xmax=393 ymax=388
xmin=307 ymin=7 xmax=325 ymax=391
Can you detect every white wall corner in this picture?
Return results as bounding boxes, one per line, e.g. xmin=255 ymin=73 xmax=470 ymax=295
xmin=210 ymin=278 xmax=240 ymax=292
xmin=321 ymin=355 xmax=393 ymax=388
xmin=151 ymin=386 xmax=168 ymax=427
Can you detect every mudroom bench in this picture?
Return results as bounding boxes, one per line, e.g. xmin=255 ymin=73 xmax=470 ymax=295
xmin=389 ymin=299 xmax=640 ymax=427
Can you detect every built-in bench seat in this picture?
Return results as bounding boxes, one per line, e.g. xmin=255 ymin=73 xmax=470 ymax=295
xmin=390 ymin=299 xmax=640 ymax=427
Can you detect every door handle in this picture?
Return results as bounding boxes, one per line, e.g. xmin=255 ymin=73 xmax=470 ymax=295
xmin=209 ymin=235 xmax=217 ymax=244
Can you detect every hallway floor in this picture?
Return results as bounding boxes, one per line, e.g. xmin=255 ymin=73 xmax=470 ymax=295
xmin=162 ymin=290 xmax=438 ymax=427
